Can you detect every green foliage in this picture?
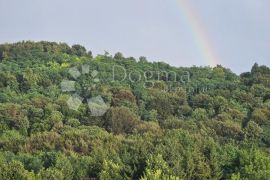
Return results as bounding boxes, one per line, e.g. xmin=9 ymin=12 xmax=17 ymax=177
xmin=0 ymin=160 xmax=35 ymax=180
xmin=0 ymin=42 xmax=269 ymax=179
xmin=231 ymin=148 xmax=270 ymax=179
xmin=140 ymin=154 xmax=179 ymax=180
xmin=38 ymin=168 xmax=64 ymax=180
xmin=99 ymin=160 xmax=123 ymax=180
xmin=105 ymin=107 xmax=139 ymax=134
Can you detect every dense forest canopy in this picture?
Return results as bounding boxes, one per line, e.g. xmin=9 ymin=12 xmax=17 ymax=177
xmin=0 ymin=41 xmax=270 ymax=179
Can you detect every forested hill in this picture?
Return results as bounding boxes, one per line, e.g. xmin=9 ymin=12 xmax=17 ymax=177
xmin=0 ymin=41 xmax=270 ymax=179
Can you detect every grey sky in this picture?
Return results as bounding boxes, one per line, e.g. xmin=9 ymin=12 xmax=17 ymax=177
xmin=0 ymin=0 xmax=269 ymax=73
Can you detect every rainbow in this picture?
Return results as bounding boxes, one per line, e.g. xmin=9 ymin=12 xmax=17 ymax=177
xmin=175 ymin=0 xmax=220 ymax=67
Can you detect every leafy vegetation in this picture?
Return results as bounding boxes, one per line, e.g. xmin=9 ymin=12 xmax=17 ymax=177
xmin=0 ymin=41 xmax=269 ymax=179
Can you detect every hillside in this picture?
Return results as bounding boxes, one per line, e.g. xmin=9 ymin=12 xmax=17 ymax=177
xmin=0 ymin=41 xmax=270 ymax=179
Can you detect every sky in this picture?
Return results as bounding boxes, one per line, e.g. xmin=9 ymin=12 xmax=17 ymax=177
xmin=0 ymin=0 xmax=269 ymax=74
